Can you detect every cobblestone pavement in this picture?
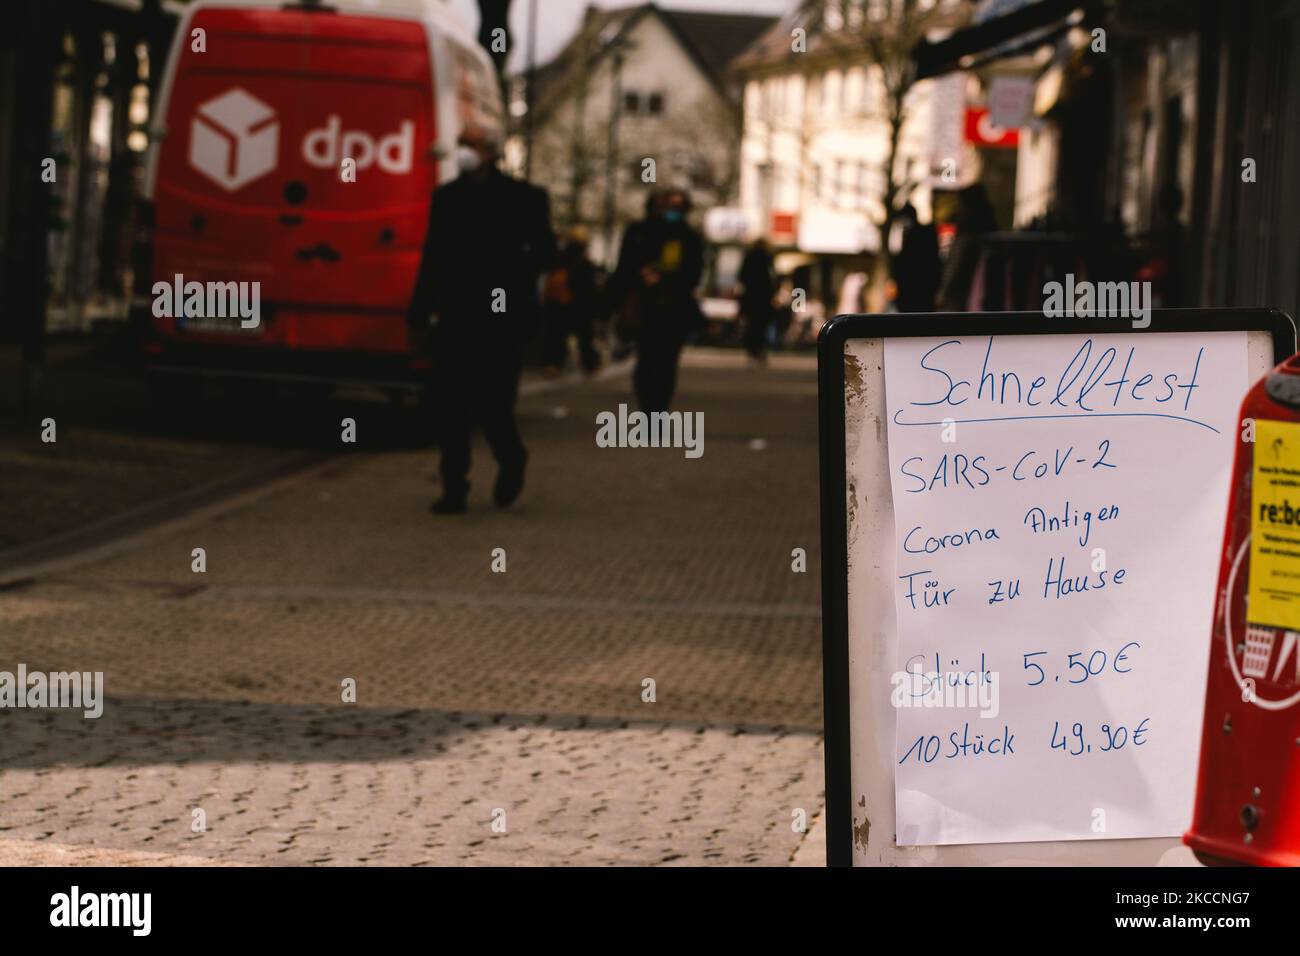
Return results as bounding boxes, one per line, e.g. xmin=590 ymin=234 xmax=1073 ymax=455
xmin=0 ymin=705 xmax=821 ymax=866
xmin=0 ymin=348 xmax=825 ymax=865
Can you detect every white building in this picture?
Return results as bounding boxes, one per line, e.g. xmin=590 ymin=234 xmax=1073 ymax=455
xmin=731 ymin=0 xmax=969 ymax=309
xmin=512 ymin=3 xmax=775 ymax=266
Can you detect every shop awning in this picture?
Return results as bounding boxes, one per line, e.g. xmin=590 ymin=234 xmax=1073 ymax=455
xmin=913 ymin=0 xmax=1091 ymax=80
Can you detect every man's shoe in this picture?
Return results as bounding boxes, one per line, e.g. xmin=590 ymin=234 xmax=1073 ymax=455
xmin=430 ymin=494 xmax=468 ymax=515
xmin=493 ymin=452 xmax=527 ymax=508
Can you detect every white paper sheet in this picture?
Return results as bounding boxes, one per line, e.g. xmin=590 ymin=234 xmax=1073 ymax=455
xmin=882 ymin=331 xmax=1248 ymax=845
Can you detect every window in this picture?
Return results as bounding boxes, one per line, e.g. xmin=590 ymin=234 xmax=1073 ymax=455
xmin=625 ymin=91 xmax=664 ymax=116
xmin=862 ymin=66 xmax=881 ymax=116
xmin=858 ymin=162 xmax=883 ymax=204
xmin=824 ymin=70 xmax=842 ymax=117
xmin=846 ymin=68 xmax=864 ymax=117
xmin=448 ymin=38 xmax=503 ymax=129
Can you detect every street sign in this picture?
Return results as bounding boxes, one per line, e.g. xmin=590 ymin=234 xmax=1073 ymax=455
xmin=987 ymin=75 xmax=1035 ymax=130
xmin=964 ymin=106 xmax=1019 ymax=148
xmin=703 ymin=207 xmax=757 ymax=244
xmin=818 ymin=309 xmax=1296 ymax=866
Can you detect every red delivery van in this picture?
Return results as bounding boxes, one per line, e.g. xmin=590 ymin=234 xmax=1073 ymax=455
xmin=136 ymin=0 xmax=503 ymax=393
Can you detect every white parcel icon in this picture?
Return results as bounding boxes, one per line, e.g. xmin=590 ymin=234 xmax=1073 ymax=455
xmin=189 ymin=88 xmax=279 ymax=191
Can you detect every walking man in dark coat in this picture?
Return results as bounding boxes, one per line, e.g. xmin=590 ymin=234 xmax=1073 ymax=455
xmin=406 ymin=124 xmax=555 ymax=514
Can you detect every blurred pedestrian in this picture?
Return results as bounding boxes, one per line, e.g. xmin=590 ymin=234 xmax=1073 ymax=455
xmin=837 ymin=271 xmax=868 ymax=315
xmin=739 ymin=238 xmax=775 ymax=362
xmin=891 ymin=203 xmax=941 ymax=313
xmin=406 ymin=123 xmax=555 ymax=515
xmin=1153 ymin=183 xmax=1186 ymax=307
xmin=772 ymin=275 xmax=794 ymax=344
xmin=606 ymin=189 xmax=703 ymax=412
xmin=937 ymin=183 xmax=996 ymax=311
xmin=541 ymin=226 xmax=601 ymax=375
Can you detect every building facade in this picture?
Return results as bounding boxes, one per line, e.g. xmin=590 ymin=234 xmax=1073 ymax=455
xmin=513 ymin=3 xmax=775 ymax=266
xmin=0 ymin=0 xmax=176 ymax=409
xmin=916 ymin=0 xmax=1300 ymax=318
xmin=732 ymin=0 xmax=969 ymax=314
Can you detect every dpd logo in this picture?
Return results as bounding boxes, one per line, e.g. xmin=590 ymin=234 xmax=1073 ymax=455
xmin=189 ymin=87 xmax=279 ymax=191
xmin=302 ymin=116 xmax=414 ymax=174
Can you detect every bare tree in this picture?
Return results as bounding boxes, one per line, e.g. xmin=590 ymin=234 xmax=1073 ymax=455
xmin=527 ymin=19 xmax=611 ymax=230
xmin=527 ymin=12 xmax=748 ymax=245
xmin=795 ymin=0 xmax=954 ymax=271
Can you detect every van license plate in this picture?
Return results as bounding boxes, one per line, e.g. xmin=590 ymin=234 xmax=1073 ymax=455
xmin=178 ymin=314 xmax=262 ymax=335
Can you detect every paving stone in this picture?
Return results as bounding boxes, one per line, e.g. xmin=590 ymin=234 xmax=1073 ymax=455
xmin=0 ymin=350 xmax=826 ymax=865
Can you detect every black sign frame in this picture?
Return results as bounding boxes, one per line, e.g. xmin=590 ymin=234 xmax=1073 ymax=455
xmin=817 ymin=308 xmax=1296 ymax=867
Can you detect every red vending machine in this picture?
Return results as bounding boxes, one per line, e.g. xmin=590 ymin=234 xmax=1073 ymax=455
xmin=1186 ymin=354 xmax=1300 ymax=866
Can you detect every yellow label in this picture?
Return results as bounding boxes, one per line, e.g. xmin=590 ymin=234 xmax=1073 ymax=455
xmin=659 ymin=240 xmax=682 ymax=274
xmin=1248 ymin=419 xmax=1300 ymax=629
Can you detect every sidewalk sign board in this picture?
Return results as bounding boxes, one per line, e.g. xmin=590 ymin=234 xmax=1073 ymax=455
xmin=817 ymin=309 xmax=1296 ymax=866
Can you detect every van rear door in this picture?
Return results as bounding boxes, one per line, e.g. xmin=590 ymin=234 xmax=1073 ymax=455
xmin=153 ymin=6 xmax=437 ymax=343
